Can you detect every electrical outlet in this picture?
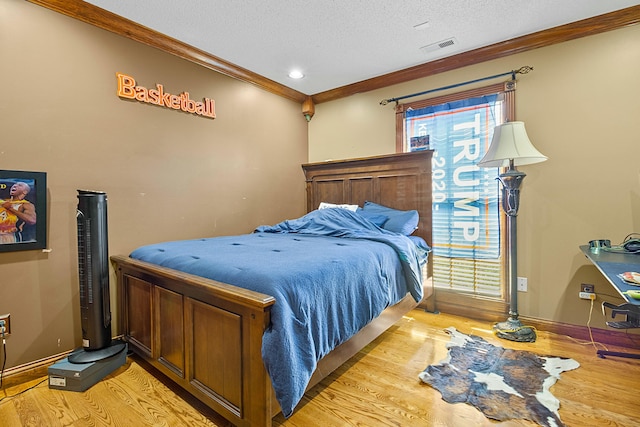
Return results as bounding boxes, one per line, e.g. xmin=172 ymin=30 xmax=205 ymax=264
xmin=581 ymin=284 xmax=595 ymax=293
xmin=0 ymin=313 xmax=10 ymax=335
xmin=517 ymin=277 xmax=527 ymax=292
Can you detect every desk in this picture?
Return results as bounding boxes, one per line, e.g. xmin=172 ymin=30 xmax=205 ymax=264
xmin=579 ymin=245 xmax=640 ymax=359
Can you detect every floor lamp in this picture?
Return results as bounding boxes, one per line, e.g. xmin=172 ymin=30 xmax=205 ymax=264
xmin=478 ymin=121 xmax=548 ymax=342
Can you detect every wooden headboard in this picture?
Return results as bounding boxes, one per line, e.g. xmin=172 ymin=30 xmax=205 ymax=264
xmin=301 ymin=151 xmax=433 ymax=250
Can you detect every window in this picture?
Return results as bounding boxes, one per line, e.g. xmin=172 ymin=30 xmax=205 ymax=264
xmin=396 ymin=82 xmax=515 ymax=320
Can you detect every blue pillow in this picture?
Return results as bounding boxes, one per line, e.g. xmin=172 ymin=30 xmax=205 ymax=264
xmin=361 ymin=201 xmax=419 ymax=235
xmin=356 ymin=209 xmax=388 ymax=227
xmin=407 ymin=235 xmax=431 ymax=252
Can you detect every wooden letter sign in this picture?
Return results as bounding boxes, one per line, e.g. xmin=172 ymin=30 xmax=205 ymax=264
xmin=116 ymin=72 xmax=216 ymax=119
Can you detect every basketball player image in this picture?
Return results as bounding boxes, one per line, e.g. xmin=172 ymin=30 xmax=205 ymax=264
xmin=0 ymin=182 xmax=37 ymax=243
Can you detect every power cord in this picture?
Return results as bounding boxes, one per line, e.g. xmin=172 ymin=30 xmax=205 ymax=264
xmin=0 ymin=378 xmax=48 ymax=405
xmin=0 ymin=329 xmax=5 ymax=389
xmin=586 ymin=298 xmax=609 ymax=352
xmin=0 ymin=327 xmax=51 ymax=405
xmin=563 ymin=294 xmax=640 ymax=357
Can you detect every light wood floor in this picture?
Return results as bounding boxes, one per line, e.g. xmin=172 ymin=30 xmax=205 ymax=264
xmin=2 ymin=310 xmax=639 ymax=426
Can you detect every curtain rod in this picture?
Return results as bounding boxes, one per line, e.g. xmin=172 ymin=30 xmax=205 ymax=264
xmin=379 ymin=66 xmax=533 ymax=106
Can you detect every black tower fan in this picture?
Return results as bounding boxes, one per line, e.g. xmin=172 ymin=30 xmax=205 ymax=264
xmin=69 ymin=190 xmax=125 ymax=364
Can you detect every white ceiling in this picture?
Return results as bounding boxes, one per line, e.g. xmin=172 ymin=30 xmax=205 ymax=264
xmin=84 ymin=0 xmax=640 ymax=95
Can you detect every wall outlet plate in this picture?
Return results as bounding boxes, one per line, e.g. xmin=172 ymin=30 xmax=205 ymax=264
xmin=0 ymin=313 xmax=10 ymax=335
xmin=517 ymin=277 xmax=528 ymax=292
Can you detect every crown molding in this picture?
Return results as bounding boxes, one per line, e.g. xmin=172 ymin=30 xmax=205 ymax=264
xmin=27 ymin=1 xmax=640 ymax=106
xmin=311 ymin=5 xmax=640 ymax=104
xmin=26 ymin=0 xmax=309 ymax=104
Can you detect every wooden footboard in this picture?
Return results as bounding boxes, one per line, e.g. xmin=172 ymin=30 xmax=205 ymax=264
xmin=113 ymin=254 xmax=423 ymax=427
xmin=112 ymin=254 xmax=276 ymax=427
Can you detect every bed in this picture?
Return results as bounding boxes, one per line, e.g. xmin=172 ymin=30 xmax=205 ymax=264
xmin=112 ymin=150 xmax=433 ymax=427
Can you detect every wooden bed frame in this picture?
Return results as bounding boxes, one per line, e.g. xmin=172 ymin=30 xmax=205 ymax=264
xmin=112 ymin=151 xmax=433 ymax=427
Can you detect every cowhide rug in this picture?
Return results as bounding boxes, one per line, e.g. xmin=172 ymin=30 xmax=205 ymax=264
xmin=419 ymin=327 xmax=579 ymax=427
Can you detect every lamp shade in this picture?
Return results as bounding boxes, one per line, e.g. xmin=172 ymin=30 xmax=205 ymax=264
xmin=478 ymin=121 xmax=548 ymax=168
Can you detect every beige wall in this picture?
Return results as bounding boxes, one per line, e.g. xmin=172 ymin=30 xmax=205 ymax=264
xmin=309 ymin=24 xmax=640 ymax=330
xmin=1 ymin=1 xmax=308 ymax=368
xmin=3 ymin=1 xmax=638 ymax=370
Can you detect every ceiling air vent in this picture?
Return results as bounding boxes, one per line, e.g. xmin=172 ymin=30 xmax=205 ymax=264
xmin=420 ymin=37 xmax=458 ymax=55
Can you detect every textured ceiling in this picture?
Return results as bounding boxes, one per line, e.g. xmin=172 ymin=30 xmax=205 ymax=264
xmin=84 ymin=0 xmax=640 ymax=95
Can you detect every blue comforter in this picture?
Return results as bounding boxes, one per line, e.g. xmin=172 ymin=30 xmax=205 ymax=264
xmin=130 ymin=208 xmax=428 ymax=417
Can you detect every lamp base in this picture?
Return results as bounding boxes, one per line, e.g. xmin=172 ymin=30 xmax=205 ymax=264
xmin=493 ymin=318 xmax=536 ymax=342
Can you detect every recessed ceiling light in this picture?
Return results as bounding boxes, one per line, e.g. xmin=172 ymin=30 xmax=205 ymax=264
xmin=288 ymin=70 xmax=304 ymax=79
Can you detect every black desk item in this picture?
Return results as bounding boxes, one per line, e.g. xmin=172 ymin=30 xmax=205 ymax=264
xmin=579 ymin=245 xmax=640 ymax=359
